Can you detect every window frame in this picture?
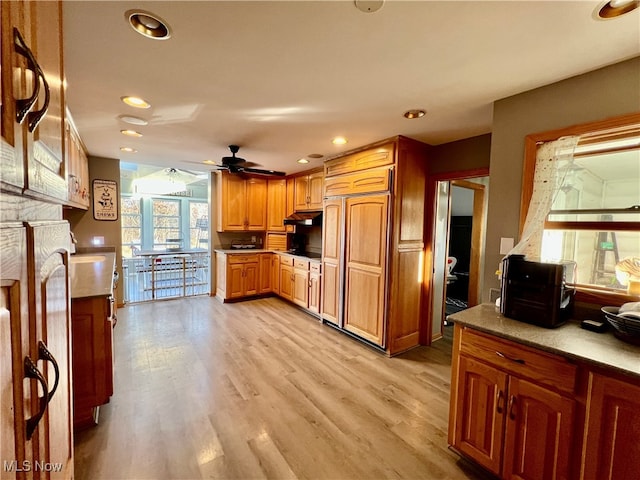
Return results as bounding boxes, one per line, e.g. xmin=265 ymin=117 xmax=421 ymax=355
xmin=520 ymin=112 xmax=640 ymax=305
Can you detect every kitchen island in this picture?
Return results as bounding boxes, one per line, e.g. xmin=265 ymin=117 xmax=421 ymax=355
xmin=70 ymin=252 xmax=117 ymax=430
xmin=447 ymin=303 xmax=640 ymax=480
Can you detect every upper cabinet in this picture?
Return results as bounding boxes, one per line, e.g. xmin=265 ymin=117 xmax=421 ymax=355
xmin=293 ymin=170 xmax=323 ymax=211
xmin=216 ymin=172 xmax=267 ymax=232
xmin=1 ymin=0 xmax=67 ymax=203
xmin=65 ymin=112 xmax=90 ymax=209
xmin=266 ymin=178 xmax=287 ymax=232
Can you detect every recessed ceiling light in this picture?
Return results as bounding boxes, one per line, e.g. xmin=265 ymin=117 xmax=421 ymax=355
xmin=596 ymin=0 xmax=639 ymax=19
xmin=404 ymin=109 xmax=426 ymax=119
xmin=307 ymin=153 xmax=324 ymax=159
xmin=125 ymin=10 xmax=172 ymax=40
xmin=332 ymin=137 xmax=348 ymax=145
xmin=121 ymin=96 xmax=151 ymax=109
xmin=119 ymin=114 xmax=149 ymax=126
xmin=120 ymin=129 xmax=142 ymax=137
xmin=120 ymin=147 xmax=137 ymax=153
xmin=297 ymin=158 xmax=309 ymax=164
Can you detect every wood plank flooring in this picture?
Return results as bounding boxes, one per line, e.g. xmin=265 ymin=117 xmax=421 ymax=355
xmin=73 ymin=296 xmax=487 ymax=479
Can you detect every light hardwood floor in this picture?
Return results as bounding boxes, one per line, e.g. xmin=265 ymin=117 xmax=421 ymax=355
xmin=74 ymin=296 xmax=488 ymax=480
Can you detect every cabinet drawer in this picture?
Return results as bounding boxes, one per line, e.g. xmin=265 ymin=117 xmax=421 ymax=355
xmin=324 ymin=166 xmax=391 ymax=197
xmin=310 ymin=262 xmax=321 ymax=273
xmin=228 ymin=254 xmax=259 ymax=264
xmin=460 ymin=327 xmax=577 ymax=395
xmin=294 ymin=259 xmax=309 ymax=270
xmin=279 ymin=255 xmax=294 ymax=266
xmin=324 ymin=142 xmax=395 ymax=177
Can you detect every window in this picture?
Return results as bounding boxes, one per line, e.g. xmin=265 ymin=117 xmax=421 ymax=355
xmin=189 ymin=201 xmax=208 ymax=249
xmin=121 ymin=196 xmax=142 ymax=258
xmin=521 ymin=113 xmax=640 ymax=301
xmin=152 ymin=199 xmax=182 ymax=250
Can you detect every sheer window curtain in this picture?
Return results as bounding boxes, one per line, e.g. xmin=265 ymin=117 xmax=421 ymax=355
xmin=505 ymin=135 xmax=580 ymax=260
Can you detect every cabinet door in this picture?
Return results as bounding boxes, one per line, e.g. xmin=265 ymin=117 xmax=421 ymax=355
xmin=293 ymin=175 xmax=310 ymax=211
xmin=243 ymin=262 xmax=259 ymax=297
xmin=453 ymin=355 xmax=507 ymax=476
xmin=1 ymin=225 xmax=33 ymax=477
xmin=343 ymin=194 xmax=388 ymax=346
xmin=217 ymin=173 xmax=247 ymax=231
xmin=65 ymin=119 xmax=90 ymax=209
xmin=267 ymin=179 xmax=287 ymax=232
xmin=308 ymin=271 xmax=321 ymax=314
xmin=307 ymin=171 xmax=324 ymax=210
xmin=581 ymin=373 xmax=640 ymax=480
xmin=271 ymin=255 xmax=280 ymax=295
xmin=258 ymin=254 xmax=272 ymax=294
xmin=227 ymin=263 xmax=245 ymax=299
xmin=279 ymin=264 xmax=294 ymax=301
xmin=24 ymin=1 xmax=67 ymax=203
xmin=503 ymin=377 xmax=574 ymax=480
xmin=246 ymin=177 xmax=267 ymax=231
xmin=292 ymin=268 xmax=309 ymax=308
xmin=1 ymin=0 xmax=28 ymax=193
xmin=27 ymin=221 xmax=73 ymax=479
xmin=321 ymin=198 xmax=342 ymax=325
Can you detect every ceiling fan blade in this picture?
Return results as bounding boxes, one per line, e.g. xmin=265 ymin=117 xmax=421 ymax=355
xmin=241 ymin=166 xmax=286 ymax=176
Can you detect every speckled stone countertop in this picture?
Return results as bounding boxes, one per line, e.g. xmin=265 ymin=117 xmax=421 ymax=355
xmin=214 ymin=249 xmax=322 ymax=262
xmin=70 ymin=252 xmax=116 ymax=299
xmin=449 ymin=304 xmax=640 ymax=379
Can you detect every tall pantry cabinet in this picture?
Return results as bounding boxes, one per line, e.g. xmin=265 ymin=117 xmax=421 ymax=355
xmin=1 ymin=1 xmax=74 ymax=478
xmin=321 ymin=136 xmax=429 ymax=355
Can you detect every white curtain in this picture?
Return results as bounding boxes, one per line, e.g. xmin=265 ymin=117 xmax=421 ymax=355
xmin=508 ymin=135 xmax=580 ymax=260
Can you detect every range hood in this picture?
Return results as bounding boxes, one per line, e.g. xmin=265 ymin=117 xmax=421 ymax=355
xmin=283 ymin=212 xmax=323 ymax=226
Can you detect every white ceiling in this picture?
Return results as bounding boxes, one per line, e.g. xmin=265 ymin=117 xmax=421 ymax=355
xmin=62 ymin=1 xmax=640 ymax=177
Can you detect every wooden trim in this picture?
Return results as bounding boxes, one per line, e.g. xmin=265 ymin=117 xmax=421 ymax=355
xmin=544 ymin=221 xmax=640 ymax=231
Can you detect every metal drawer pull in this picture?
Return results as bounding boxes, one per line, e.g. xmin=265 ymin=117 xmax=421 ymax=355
xmin=508 ymin=395 xmax=517 ymax=420
xmin=13 ymin=28 xmax=40 ymax=124
xmin=495 ymin=351 xmax=525 ymax=364
xmin=24 ymin=355 xmax=49 ymax=440
xmin=496 ymin=390 xmax=504 ymax=414
xmin=38 ymin=341 xmax=59 ymax=401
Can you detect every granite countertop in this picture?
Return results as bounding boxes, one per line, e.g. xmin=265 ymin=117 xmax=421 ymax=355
xmin=69 ymin=252 xmax=116 ymax=299
xmin=449 ymin=304 xmax=640 ymax=379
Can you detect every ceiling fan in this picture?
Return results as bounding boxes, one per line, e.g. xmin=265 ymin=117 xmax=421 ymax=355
xmin=213 ymin=145 xmax=286 ymax=176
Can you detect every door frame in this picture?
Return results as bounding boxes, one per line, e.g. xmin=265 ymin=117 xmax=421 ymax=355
xmin=421 ymin=167 xmax=489 ymax=345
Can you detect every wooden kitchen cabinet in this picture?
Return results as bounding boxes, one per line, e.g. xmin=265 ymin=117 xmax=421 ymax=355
xmin=293 ymin=170 xmax=323 ymax=211
xmin=308 ymin=262 xmax=321 ymax=314
xmin=1 ymin=0 xmax=67 ymax=203
xmin=267 ymin=178 xmax=287 ymax=232
xmin=71 ymin=295 xmax=114 ymax=430
xmin=216 ymin=252 xmax=260 ymax=301
xmin=259 ymin=253 xmax=273 ymax=294
xmin=580 ymin=372 xmax=640 ymax=480
xmin=65 ymin=113 xmax=90 ymax=209
xmin=279 ymin=256 xmax=294 ymax=302
xmin=292 ymin=258 xmax=310 ymax=309
xmin=321 ymin=198 xmax=341 ymax=326
xmin=216 ymin=172 xmax=267 ymax=232
xmin=271 ymin=254 xmax=280 ymax=295
xmin=450 ymin=325 xmax=576 ymax=480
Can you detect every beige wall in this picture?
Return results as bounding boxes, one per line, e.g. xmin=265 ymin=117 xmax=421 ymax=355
xmin=64 ymin=156 xmax=123 ymax=304
xmin=428 ymin=133 xmax=491 ymax=175
xmin=483 ymin=56 xmax=640 ymax=301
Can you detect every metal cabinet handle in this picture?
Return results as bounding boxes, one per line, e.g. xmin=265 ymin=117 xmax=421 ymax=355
xmin=496 ymin=351 xmax=525 ymax=365
xmin=24 ymin=355 xmax=49 ymax=440
xmin=508 ymin=395 xmax=517 ymax=420
xmin=13 ymin=28 xmax=40 ymax=124
xmin=496 ymin=390 xmax=504 ymax=414
xmin=38 ymin=341 xmax=59 ymax=401
xmin=27 ymin=64 xmax=50 ymax=132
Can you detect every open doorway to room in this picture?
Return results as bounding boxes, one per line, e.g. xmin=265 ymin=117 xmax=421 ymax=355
xmin=431 ymin=175 xmax=489 ymax=342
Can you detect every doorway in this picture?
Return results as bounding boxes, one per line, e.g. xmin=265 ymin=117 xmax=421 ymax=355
xmin=431 ymin=176 xmax=488 ymax=342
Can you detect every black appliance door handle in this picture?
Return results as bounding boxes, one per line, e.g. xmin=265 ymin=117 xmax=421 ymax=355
xmin=13 ymin=28 xmax=40 ymax=124
xmin=38 ymin=340 xmax=59 ymax=401
xmin=24 ymin=355 xmax=49 ymax=440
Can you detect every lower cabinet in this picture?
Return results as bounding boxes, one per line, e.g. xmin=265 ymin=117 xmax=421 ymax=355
xmin=292 ymin=259 xmax=310 ymax=309
xmin=279 ymin=257 xmax=294 ymax=302
xmin=450 ymin=325 xmax=576 ymax=480
xmin=71 ymin=295 xmax=115 ymax=430
xmin=227 ymin=255 xmax=259 ymax=299
xmin=308 ymin=262 xmax=321 ymax=314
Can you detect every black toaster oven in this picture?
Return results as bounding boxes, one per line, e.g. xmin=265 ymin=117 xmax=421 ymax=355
xmin=500 ymin=255 xmax=574 ymax=328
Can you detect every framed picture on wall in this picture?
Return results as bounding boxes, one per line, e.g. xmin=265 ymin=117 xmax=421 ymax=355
xmin=93 ymin=179 xmax=118 ymax=221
